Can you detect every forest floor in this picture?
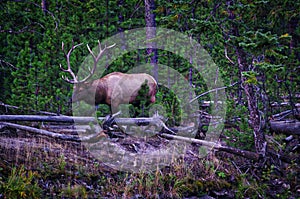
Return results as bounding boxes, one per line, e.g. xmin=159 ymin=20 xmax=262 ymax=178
xmin=0 ymin=123 xmax=299 ymax=198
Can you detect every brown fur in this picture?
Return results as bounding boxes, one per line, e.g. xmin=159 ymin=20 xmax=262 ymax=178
xmin=72 ymin=72 xmax=157 ymax=110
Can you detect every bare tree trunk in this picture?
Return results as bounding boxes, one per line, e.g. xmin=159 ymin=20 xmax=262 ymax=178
xmin=117 ymin=0 xmax=127 ymax=51
xmin=145 ymin=0 xmax=158 ymax=81
xmin=189 ymin=66 xmax=193 ymax=101
xmin=41 ymin=0 xmax=48 ymax=14
xmin=236 ymin=47 xmax=266 ymax=156
xmin=225 ymin=1 xmax=267 ymax=156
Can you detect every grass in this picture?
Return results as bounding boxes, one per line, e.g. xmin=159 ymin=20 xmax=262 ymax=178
xmin=0 ymin=153 xmax=238 ymax=198
xmin=0 ymin=128 xmax=298 ymax=198
xmin=0 ymin=152 xmax=298 ymax=198
xmin=0 ymin=166 xmax=42 ymax=199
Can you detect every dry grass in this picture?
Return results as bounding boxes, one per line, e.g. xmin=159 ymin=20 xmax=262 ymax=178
xmin=0 ymin=127 xmax=298 ymax=198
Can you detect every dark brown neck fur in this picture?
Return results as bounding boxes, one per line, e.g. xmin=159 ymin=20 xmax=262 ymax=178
xmin=94 ymin=80 xmax=108 ymax=105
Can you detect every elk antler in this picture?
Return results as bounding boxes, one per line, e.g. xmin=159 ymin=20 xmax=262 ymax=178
xmin=60 ymin=41 xmax=83 ymax=83
xmin=60 ymin=40 xmax=116 ymax=84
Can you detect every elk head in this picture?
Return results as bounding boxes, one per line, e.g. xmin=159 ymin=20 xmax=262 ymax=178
xmin=60 ymin=41 xmax=157 ymax=113
xmin=60 ymin=40 xmax=113 ymax=104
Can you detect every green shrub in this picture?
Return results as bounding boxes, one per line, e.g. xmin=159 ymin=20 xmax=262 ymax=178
xmin=0 ymin=166 xmax=42 ymax=199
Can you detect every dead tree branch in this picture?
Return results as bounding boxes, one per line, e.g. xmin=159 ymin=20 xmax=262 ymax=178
xmin=0 ymin=122 xmax=81 ymax=142
xmin=1 ymin=120 xmax=260 ymax=161
xmin=0 ymin=102 xmax=61 ymax=116
xmin=159 ymin=133 xmax=260 ymax=161
xmin=189 ymin=82 xmax=238 ymax=104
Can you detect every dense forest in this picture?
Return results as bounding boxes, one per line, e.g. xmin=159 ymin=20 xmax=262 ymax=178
xmin=0 ymin=0 xmax=299 ymax=198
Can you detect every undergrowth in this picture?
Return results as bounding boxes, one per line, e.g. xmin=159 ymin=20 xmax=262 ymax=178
xmin=1 ymin=152 xmax=295 ymax=199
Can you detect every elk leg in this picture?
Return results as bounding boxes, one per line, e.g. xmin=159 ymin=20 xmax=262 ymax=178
xmin=102 ymin=114 xmax=116 ymax=131
xmin=101 ymin=111 xmax=126 ymax=138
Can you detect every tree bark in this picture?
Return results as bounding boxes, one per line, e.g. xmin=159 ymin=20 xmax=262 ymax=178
xmin=1 ymin=122 xmax=81 ymax=142
xmin=117 ymin=0 xmax=127 ymax=51
xmin=270 ymin=120 xmax=300 ymax=135
xmin=41 ymin=0 xmax=48 ymax=14
xmin=0 ymin=115 xmax=174 ymax=134
xmin=159 ymin=133 xmax=260 ymax=161
xmin=235 ymin=47 xmax=266 ymax=156
xmin=0 ymin=115 xmax=94 ymax=123
xmin=145 ymin=0 xmax=158 ymax=81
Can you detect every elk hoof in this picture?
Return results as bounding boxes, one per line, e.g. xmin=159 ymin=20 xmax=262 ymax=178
xmin=96 ymin=130 xmax=109 ymax=139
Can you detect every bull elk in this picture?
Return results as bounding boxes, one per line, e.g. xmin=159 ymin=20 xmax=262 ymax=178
xmin=59 ymin=41 xmax=158 ymax=115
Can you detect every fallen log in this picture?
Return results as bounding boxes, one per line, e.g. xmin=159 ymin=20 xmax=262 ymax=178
xmin=159 ymin=133 xmax=260 ymax=161
xmin=0 ymin=115 xmax=96 ymax=123
xmin=1 ymin=121 xmax=260 ymax=161
xmin=270 ymin=120 xmax=300 ymax=135
xmin=1 ymin=122 xmax=81 ymax=142
xmin=0 ymin=122 xmax=106 ymax=142
xmin=44 ymin=124 xmax=94 ymax=134
xmin=0 ymin=102 xmax=61 ymax=116
xmin=272 ymin=108 xmax=300 ymax=120
xmin=0 ymin=114 xmax=176 ymax=134
xmin=0 ymin=114 xmax=165 ymax=125
xmin=272 ymin=110 xmax=292 ymax=120
xmin=271 ymin=102 xmax=300 ymax=108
